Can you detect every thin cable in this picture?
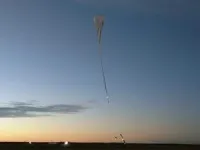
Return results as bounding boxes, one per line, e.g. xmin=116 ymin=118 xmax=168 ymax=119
xmin=98 ymin=41 xmax=110 ymax=104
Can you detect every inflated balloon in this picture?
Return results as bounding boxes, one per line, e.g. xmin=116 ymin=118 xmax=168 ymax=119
xmin=93 ymin=15 xmax=109 ymax=103
xmin=94 ymin=15 xmax=104 ymax=44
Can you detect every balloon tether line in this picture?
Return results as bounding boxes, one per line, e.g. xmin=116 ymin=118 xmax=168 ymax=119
xmin=98 ymin=42 xmax=110 ymax=104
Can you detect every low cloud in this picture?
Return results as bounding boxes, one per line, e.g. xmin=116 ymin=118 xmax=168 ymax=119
xmin=0 ymin=101 xmax=88 ymax=118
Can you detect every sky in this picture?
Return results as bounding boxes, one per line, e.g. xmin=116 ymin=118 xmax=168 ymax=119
xmin=0 ymin=0 xmax=200 ymax=144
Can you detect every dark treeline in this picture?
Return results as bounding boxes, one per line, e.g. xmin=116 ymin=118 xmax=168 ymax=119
xmin=0 ymin=142 xmax=199 ymax=150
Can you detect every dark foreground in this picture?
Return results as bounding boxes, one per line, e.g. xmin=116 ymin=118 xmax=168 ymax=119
xmin=0 ymin=142 xmax=199 ymax=150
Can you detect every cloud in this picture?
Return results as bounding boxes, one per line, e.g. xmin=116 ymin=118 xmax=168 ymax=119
xmin=75 ymin=0 xmax=200 ymax=18
xmin=0 ymin=101 xmax=88 ymax=118
xmin=10 ymin=100 xmax=38 ymax=106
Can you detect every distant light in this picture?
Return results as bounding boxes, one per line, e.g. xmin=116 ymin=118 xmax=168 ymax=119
xmin=64 ymin=141 xmax=68 ymax=145
xmin=29 ymin=141 xmax=32 ymax=144
xmin=63 ymin=141 xmax=69 ymax=147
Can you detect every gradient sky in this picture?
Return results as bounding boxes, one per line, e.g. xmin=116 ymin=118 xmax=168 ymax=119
xmin=0 ymin=0 xmax=200 ymax=144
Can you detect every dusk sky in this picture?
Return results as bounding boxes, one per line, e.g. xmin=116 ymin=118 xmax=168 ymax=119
xmin=0 ymin=0 xmax=200 ymax=144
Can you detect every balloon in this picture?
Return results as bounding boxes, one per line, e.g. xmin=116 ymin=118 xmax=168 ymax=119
xmin=93 ymin=15 xmax=109 ymax=103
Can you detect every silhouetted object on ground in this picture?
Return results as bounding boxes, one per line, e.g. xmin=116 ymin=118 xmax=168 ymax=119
xmin=120 ymin=134 xmax=126 ymax=144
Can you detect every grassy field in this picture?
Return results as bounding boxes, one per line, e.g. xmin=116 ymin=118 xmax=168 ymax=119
xmin=0 ymin=142 xmax=199 ymax=150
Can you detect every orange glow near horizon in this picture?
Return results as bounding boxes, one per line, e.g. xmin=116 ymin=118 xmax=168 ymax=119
xmin=0 ymin=115 xmax=195 ymax=143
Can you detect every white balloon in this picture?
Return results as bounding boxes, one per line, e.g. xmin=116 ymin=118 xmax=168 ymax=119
xmin=94 ymin=16 xmax=104 ymax=29
xmin=94 ymin=15 xmax=104 ymax=44
xmin=93 ymin=15 xmax=109 ymax=104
